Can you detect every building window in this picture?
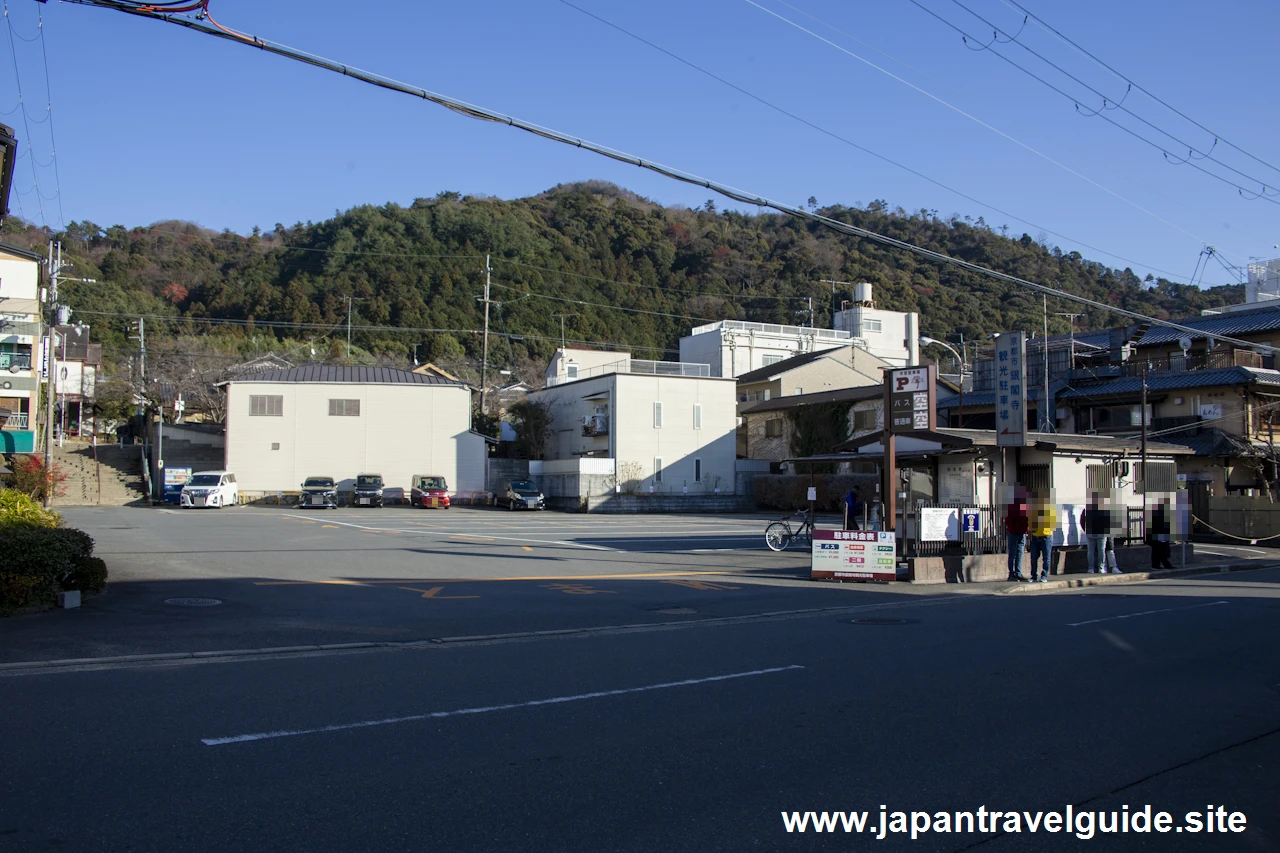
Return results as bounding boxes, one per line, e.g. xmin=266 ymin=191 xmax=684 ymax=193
xmin=853 ymin=409 xmax=876 ymax=431
xmin=694 ymin=458 xmax=703 ymax=483
xmin=654 ymin=457 xmax=663 ymax=483
xmin=762 ymin=354 xmax=784 ymax=367
xmin=566 ymin=364 xmax=579 ymax=379
xmin=794 ymin=387 xmax=803 ymax=395
xmin=765 ymin=418 xmax=783 ymax=437
xmin=328 ymin=398 xmax=361 ymax=417
xmin=693 ymin=404 xmax=702 ymax=430
xmin=653 ymin=401 xmax=663 ymax=428
xmin=250 ymin=395 xmax=283 ymax=417
xmin=862 ymin=319 xmax=882 ymax=333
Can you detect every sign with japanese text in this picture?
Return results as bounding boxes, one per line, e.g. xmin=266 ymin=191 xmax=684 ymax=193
xmin=811 ymin=529 xmax=897 ymax=581
xmin=887 ymin=366 xmax=935 ymax=434
xmin=994 ymin=331 xmax=1027 ymax=447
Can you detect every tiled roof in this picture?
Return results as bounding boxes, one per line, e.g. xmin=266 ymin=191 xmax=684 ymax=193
xmin=220 ymin=366 xmax=459 ymax=385
xmin=1056 ymin=366 xmax=1280 ymax=400
xmin=832 ymin=427 xmax=1194 ymax=455
xmin=1136 ymin=306 xmax=1280 ymax=346
xmin=740 ymin=383 xmax=883 ymax=414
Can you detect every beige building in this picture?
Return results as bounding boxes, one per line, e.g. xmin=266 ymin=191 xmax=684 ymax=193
xmin=736 ymin=345 xmax=890 ymax=411
xmin=221 ymin=366 xmax=486 ymax=496
xmin=740 ymin=385 xmax=884 ymax=464
xmin=527 ymin=352 xmax=738 ymax=494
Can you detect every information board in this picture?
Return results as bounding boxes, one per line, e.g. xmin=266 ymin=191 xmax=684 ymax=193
xmin=920 ymin=507 xmax=959 ymax=542
xmin=811 ymin=529 xmax=897 ymax=581
xmin=164 ymin=467 xmax=192 ymax=487
xmin=994 ymin=331 xmax=1027 ymax=447
xmin=887 ymin=366 xmax=936 ymax=434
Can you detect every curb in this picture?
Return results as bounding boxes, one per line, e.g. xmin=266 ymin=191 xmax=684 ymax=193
xmin=999 ymin=560 xmax=1277 ymax=594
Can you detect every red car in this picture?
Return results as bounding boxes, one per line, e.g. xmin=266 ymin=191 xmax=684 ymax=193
xmin=411 ymin=475 xmax=451 ymax=509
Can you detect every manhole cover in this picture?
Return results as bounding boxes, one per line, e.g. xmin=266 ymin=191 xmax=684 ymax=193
xmin=845 ymin=617 xmax=916 ymax=625
xmin=164 ymin=597 xmax=222 ymax=607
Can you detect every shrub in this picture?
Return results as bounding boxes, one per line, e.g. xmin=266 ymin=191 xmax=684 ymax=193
xmin=64 ymin=556 xmax=108 ymax=594
xmin=3 ymin=455 xmax=69 ymax=502
xmin=0 ymin=526 xmax=95 ymax=610
xmin=0 ymin=489 xmax=63 ymax=528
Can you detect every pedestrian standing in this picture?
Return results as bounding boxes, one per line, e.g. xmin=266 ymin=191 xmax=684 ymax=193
xmin=1149 ymin=500 xmax=1174 ymax=569
xmin=1083 ymin=493 xmax=1112 ymax=574
xmin=1028 ymin=492 xmax=1056 ymax=582
xmin=1005 ymin=486 xmax=1030 ymax=582
xmin=843 ymin=487 xmax=862 ymax=531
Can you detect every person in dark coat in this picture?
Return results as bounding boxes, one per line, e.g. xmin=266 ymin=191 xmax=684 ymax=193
xmin=1149 ymin=500 xmax=1174 ymax=569
xmin=844 ymin=487 xmax=863 ymax=531
xmin=1004 ymin=485 xmax=1030 ymax=582
xmin=1082 ymin=493 xmax=1114 ymax=574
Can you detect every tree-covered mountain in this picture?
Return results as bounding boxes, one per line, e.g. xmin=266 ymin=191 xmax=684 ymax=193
xmin=0 ymin=181 xmax=1242 ymax=386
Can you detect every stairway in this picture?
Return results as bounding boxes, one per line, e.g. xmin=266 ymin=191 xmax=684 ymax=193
xmin=52 ymin=441 xmax=147 ymax=506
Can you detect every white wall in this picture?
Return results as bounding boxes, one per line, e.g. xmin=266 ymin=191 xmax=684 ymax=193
xmin=544 ymin=348 xmax=630 ymax=385
xmin=0 ymin=250 xmax=39 ymax=302
xmin=225 ymin=381 xmax=485 ymax=493
xmin=614 ymin=373 xmax=737 ymax=493
xmin=832 ymin=306 xmax=919 ymax=367
xmin=679 ymin=324 xmax=849 ymax=378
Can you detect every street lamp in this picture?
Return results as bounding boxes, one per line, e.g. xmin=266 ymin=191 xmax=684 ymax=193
xmin=920 ymin=336 xmax=966 ymax=430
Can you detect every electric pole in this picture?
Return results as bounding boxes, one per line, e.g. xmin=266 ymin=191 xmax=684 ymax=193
xmin=1055 ymin=313 xmax=1082 ymax=370
xmin=42 ymin=241 xmax=95 ymax=508
xmin=1042 ymin=295 xmax=1051 ymax=433
xmin=819 ymin=279 xmax=853 ymax=324
xmin=343 ymin=296 xmax=366 ymax=361
xmin=479 ymin=255 xmax=495 ymax=415
xmin=552 ymin=313 xmax=576 ymax=349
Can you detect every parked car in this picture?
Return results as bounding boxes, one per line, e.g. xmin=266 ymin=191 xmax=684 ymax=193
xmin=500 ymin=479 xmax=546 ymax=510
xmin=353 ymin=473 xmax=385 ymax=507
xmin=411 ymin=475 xmax=451 ymax=509
xmin=300 ymin=476 xmax=338 ymax=509
xmin=180 ymin=471 xmax=238 ymax=509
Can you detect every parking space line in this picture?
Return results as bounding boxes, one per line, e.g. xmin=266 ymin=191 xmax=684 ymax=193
xmin=1067 ymin=600 xmax=1228 ymax=627
xmin=282 ymin=514 xmax=617 ymax=551
xmin=253 ymin=570 xmax=739 ymax=587
xmin=201 ymin=665 xmax=805 ymax=746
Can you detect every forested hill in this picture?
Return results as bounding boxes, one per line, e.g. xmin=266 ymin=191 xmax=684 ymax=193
xmin=0 ymin=181 xmax=1241 ymax=381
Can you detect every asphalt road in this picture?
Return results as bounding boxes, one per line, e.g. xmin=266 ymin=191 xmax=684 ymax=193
xmin=3 ymin=566 xmax=1278 ymax=851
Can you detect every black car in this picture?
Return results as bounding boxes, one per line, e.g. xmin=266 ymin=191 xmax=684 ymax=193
xmin=500 ymin=480 xmax=546 ymax=510
xmin=353 ymin=473 xmax=385 ymax=507
xmin=300 ymin=476 xmax=338 ymax=509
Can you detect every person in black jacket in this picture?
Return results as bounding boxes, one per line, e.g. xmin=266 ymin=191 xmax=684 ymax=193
xmin=1149 ymin=499 xmax=1174 ymax=569
xmin=1082 ymin=493 xmax=1113 ymax=574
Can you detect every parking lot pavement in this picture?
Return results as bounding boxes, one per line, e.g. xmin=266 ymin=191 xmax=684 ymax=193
xmin=0 ymin=506 xmax=935 ymax=664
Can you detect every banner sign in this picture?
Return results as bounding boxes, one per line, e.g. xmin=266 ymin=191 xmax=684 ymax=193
xmin=811 ymin=529 xmax=897 ymax=581
xmin=994 ymin=331 xmax=1027 ymax=447
xmin=887 ymin=366 xmax=935 ymax=434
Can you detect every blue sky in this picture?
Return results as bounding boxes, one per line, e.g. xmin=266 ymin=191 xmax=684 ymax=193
xmin=4 ymin=0 xmax=1278 ymax=287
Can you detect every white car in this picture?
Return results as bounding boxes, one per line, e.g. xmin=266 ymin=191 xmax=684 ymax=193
xmin=180 ymin=471 xmax=239 ymax=508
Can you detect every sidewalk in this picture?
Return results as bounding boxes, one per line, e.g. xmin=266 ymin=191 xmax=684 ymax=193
xmin=997 ymin=559 xmax=1278 ymax=594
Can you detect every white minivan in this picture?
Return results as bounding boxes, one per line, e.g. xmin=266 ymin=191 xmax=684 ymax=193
xmin=180 ymin=471 xmax=239 ymax=508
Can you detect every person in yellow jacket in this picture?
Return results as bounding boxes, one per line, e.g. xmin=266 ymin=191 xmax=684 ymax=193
xmin=1027 ymin=492 xmax=1057 ymax=583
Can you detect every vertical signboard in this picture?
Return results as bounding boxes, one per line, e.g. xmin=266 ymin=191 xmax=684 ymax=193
xmin=887 ymin=366 xmax=935 ymax=434
xmin=811 ymin=529 xmax=897 ymax=581
xmin=994 ymin=332 xmax=1027 ymax=447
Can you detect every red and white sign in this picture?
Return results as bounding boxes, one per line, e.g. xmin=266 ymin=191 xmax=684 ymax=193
xmin=811 ymin=529 xmax=896 ymax=581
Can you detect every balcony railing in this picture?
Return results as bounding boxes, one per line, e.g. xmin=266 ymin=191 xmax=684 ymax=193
xmin=1123 ymin=349 xmax=1263 ymax=376
xmin=0 ymin=352 xmax=32 ymax=372
xmin=547 ymin=359 xmax=710 ymax=387
xmin=2 ymin=413 xmax=29 ymax=430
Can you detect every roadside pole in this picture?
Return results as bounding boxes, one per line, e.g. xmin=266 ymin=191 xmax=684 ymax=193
xmin=480 ymin=254 xmax=492 ymax=415
xmin=42 ymin=243 xmax=59 ymax=509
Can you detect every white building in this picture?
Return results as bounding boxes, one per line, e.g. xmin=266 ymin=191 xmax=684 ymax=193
xmin=831 ymin=284 xmax=919 ymax=367
xmin=0 ymin=242 xmax=42 ymax=453
xmin=544 ymin=347 xmax=633 ymax=385
xmin=527 ymin=351 xmax=738 ymax=494
xmin=679 ymin=320 xmax=852 ymax=378
xmin=220 ymin=366 xmax=487 ymax=496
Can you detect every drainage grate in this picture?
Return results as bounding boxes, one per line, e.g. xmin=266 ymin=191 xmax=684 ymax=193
xmin=164 ymin=597 xmax=222 ymax=607
xmin=845 ymin=617 xmax=916 ymax=625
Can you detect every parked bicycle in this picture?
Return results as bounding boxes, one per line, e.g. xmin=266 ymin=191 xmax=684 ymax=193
xmin=765 ymin=508 xmax=814 ymax=552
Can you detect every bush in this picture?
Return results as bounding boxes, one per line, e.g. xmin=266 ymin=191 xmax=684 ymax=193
xmin=3 ymin=455 xmax=68 ymax=502
xmin=64 ymin=556 xmax=108 ymax=594
xmin=0 ymin=489 xmax=63 ymax=528
xmin=0 ymin=526 xmax=96 ymax=610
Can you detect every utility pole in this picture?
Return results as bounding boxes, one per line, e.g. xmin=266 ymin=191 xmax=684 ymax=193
xmin=41 ymin=242 xmax=95 ymax=508
xmin=343 ymin=296 xmax=365 ymax=361
xmin=819 ymin=279 xmax=853 ymax=325
xmin=1042 ymin=295 xmax=1051 ymax=433
xmin=552 ymin=313 xmax=577 ymax=350
xmin=479 ymin=255 xmax=495 ymax=415
xmin=1141 ymin=366 xmax=1149 ymax=522
xmin=1055 ymin=313 xmax=1082 ymax=371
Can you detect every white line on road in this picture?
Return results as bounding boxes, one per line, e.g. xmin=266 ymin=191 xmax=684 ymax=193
xmin=282 ymin=514 xmax=617 ymax=551
xmin=1067 ymin=600 xmax=1229 ymax=627
xmin=202 ymin=664 xmax=805 ymax=746
xmin=1196 ymin=544 xmax=1269 ymax=555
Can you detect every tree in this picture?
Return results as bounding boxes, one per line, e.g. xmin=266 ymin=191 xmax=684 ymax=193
xmin=507 ymin=398 xmax=552 ymax=459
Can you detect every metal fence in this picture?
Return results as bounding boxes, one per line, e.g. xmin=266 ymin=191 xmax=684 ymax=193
xmin=907 ymin=501 xmax=1002 ymax=557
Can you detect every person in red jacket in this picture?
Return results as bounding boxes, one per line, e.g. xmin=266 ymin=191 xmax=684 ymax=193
xmin=1004 ymin=485 xmax=1030 ymax=582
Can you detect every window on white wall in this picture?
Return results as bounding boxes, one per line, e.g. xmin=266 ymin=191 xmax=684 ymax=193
xmin=693 ymin=404 xmax=702 ymax=430
xmin=862 ymin=319 xmax=883 ymax=333
xmin=654 ymin=457 xmax=663 ymax=483
xmin=762 ymin=354 xmax=784 ymax=366
xmin=328 ymin=399 xmax=360 ymax=416
xmin=566 ymin=364 xmax=579 ymax=379
xmin=249 ymin=395 xmax=283 ymax=416
xmin=694 ymin=458 xmax=703 ymax=483
xmin=653 ymin=401 xmax=663 ymax=428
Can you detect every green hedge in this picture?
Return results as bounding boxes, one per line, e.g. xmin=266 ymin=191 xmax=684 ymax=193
xmin=0 ymin=489 xmax=62 ymax=528
xmin=0 ymin=526 xmax=98 ymax=611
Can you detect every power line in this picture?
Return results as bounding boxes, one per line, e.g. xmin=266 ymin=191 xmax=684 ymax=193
xmin=746 ymin=0 xmax=1259 ymax=252
xmin=558 ymin=0 xmax=1195 ymax=283
xmin=904 ymin=0 xmax=1280 ymax=208
xmin=488 ymin=281 xmax=713 ymax=323
xmin=1001 ymin=0 xmax=1280 ymax=181
xmin=60 ymin=0 xmax=1280 ymax=356
xmin=34 ymin=5 xmax=65 ymax=228
xmin=3 ymin=0 xmax=46 ymax=226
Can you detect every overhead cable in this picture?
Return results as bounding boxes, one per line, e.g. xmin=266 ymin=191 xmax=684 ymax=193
xmin=62 ymin=0 xmax=1279 ymax=355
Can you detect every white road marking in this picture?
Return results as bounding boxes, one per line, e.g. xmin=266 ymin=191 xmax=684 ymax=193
xmin=1196 ymin=545 xmax=1268 ymax=556
xmin=1067 ymin=600 xmax=1228 ymax=627
xmin=202 ymin=664 xmax=805 ymax=746
xmin=281 ymin=514 xmax=616 ymax=551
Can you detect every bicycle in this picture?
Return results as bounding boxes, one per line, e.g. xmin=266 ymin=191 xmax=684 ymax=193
xmin=765 ymin=508 xmax=814 ymax=552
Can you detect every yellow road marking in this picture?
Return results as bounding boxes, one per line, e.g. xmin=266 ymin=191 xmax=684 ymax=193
xmin=522 ymin=546 xmax=533 ymax=551
xmin=399 ymin=585 xmax=479 ymax=600
xmin=541 ymin=583 xmax=617 ymax=595
xmin=322 ymin=524 xmax=340 ymax=529
xmin=661 ymin=579 xmax=741 ymax=591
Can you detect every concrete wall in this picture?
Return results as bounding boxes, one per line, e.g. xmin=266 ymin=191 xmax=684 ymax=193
xmin=0 ymin=249 xmax=39 ymax=300
xmin=832 ymin=306 xmax=919 ymax=367
xmin=224 ymin=381 xmax=485 ymax=494
xmin=678 ymin=324 xmax=849 ymax=378
xmin=585 ymin=493 xmax=754 ymax=513
xmin=544 ymin=348 xmax=629 ymax=385
xmin=488 ymin=458 xmax=530 ymax=493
